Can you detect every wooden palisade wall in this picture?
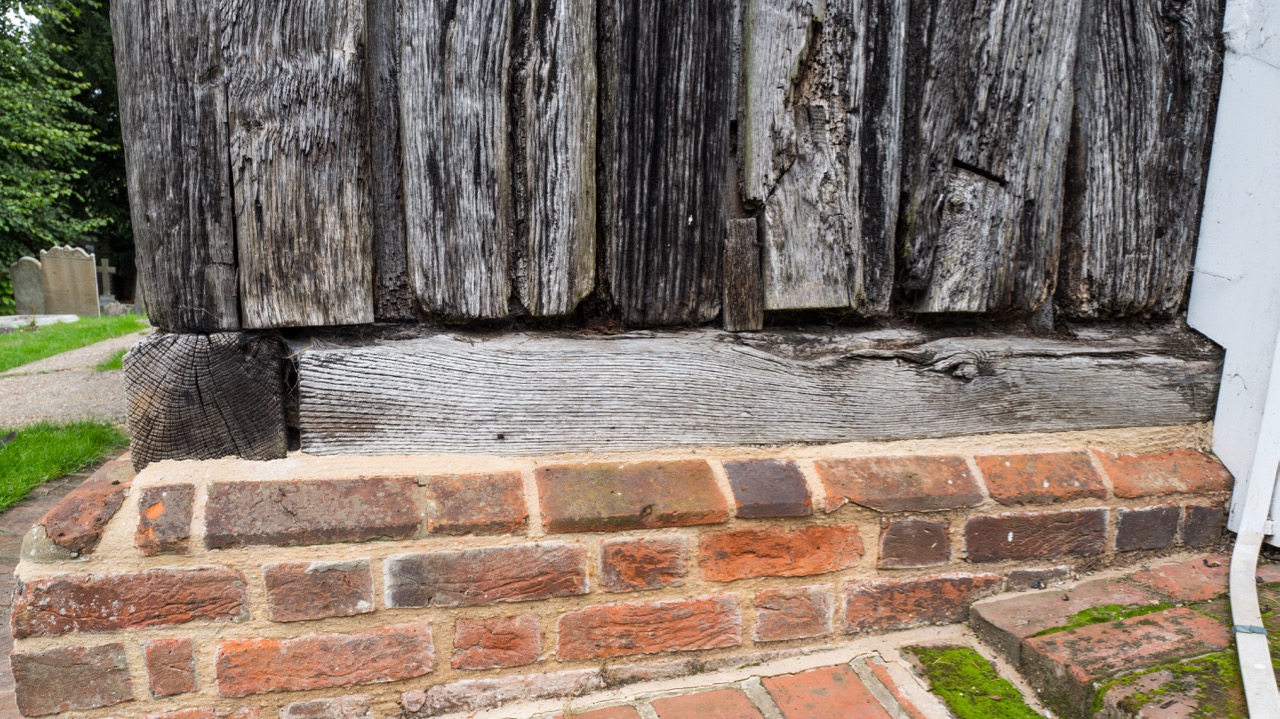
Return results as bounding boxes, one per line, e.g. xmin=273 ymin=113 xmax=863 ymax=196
xmin=113 ymin=0 xmax=1224 ymax=333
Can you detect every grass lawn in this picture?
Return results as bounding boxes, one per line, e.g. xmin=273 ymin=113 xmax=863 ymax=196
xmin=0 ymin=315 xmax=148 ymax=373
xmin=94 ymin=347 xmax=128 ymax=372
xmin=0 ymin=421 xmax=128 ymax=510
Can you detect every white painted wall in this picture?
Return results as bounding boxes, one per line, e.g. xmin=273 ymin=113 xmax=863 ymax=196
xmin=1186 ymin=0 xmax=1280 ymax=541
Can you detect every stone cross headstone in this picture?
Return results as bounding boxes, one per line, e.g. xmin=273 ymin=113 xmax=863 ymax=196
xmin=9 ymin=257 xmax=45 ymax=315
xmin=97 ymin=258 xmax=116 ymax=299
xmin=40 ymin=246 xmax=100 ymax=318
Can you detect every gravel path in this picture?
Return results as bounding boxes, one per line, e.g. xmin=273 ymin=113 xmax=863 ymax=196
xmin=0 ymin=331 xmax=150 ymax=428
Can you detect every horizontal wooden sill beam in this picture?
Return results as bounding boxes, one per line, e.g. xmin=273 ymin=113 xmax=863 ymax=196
xmin=295 ymin=326 xmax=1222 ymax=456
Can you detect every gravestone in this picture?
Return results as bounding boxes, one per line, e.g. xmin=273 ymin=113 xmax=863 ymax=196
xmin=97 ymin=258 xmax=116 ymax=305
xmin=9 ymin=257 xmax=44 ymax=315
xmin=40 ymin=246 xmax=100 ymax=318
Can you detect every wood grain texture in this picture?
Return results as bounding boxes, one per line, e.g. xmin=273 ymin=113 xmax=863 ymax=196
xmin=598 ymin=0 xmax=736 ymax=326
xmin=125 ymin=333 xmax=287 ymax=470
xmin=401 ymin=0 xmax=514 ymax=319
xmin=368 ymin=0 xmax=415 ymax=321
xmin=1057 ymin=0 xmax=1222 ymax=318
xmin=111 ymin=1 xmax=239 ymax=333
xmin=723 ymin=218 xmax=764 ymax=332
xmin=297 ymin=327 xmax=1220 ymax=456
xmin=517 ymin=0 xmax=597 ymax=317
xmin=224 ymin=0 xmax=374 ymax=329
xmin=900 ymin=0 xmax=1082 ymax=314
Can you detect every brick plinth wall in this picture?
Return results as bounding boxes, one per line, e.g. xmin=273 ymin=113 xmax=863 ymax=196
xmin=9 ymin=429 xmax=1231 ymax=719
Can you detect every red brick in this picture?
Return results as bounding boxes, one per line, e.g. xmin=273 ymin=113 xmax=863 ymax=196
xmin=452 ymin=615 xmax=542 ymax=670
xmin=652 ymin=689 xmax=764 ymax=719
xmin=1022 ymin=608 xmax=1231 ymax=714
xmin=699 ymin=525 xmax=863 ymax=582
xmin=754 ymin=586 xmax=833 ymax=642
xmin=1095 ymin=449 xmax=1232 ymax=498
xmin=762 ymin=665 xmax=891 ymax=719
xmin=136 ymin=484 xmax=195 ymax=555
xmin=557 ymin=596 xmax=741 ymax=661
xmin=264 ymin=560 xmax=374 ymax=622
xmin=551 ymin=708 xmax=642 ymax=719
xmin=815 ymin=456 xmax=983 ymax=513
xmin=280 ymin=696 xmax=370 ymax=719
xmin=844 ymin=574 xmax=1002 ymax=633
xmin=145 ymin=637 xmax=196 ymax=698
xmin=723 ymin=460 xmax=813 ymax=518
xmin=536 ymin=461 xmax=728 ymax=533
xmin=970 ymin=579 xmax=1162 ymax=662
xmin=976 ymin=451 xmax=1106 ymax=505
xmin=1132 ymin=555 xmax=1229 ymax=601
xmin=216 ymin=624 xmax=433 ymax=697
xmin=425 ymin=472 xmax=528 ymax=535
xmin=205 ymin=477 xmax=421 ymax=549
xmin=601 ymin=537 xmax=688 ymax=593
xmin=1183 ymin=503 xmax=1225 ymax=547
xmin=1115 ymin=505 xmax=1180 ymax=551
xmin=878 ymin=517 xmax=950 ymax=569
xmin=12 ymin=643 xmax=133 ymax=716
xmin=964 ymin=509 xmax=1107 ymax=563
xmin=12 ymin=566 xmax=247 ymax=638
xmin=39 ymin=456 xmax=134 ymax=555
xmin=385 ymin=542 xmax=587 ymax=608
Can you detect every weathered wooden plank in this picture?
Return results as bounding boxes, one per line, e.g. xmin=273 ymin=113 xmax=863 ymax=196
xmin=401 ymin=0 xmax=513 ymax=319
xmin=125 ymin=333 xmax=287 ymax=470
xmin=1057 ymin=0 xmax=1223 ymax=318
xmin=900 ymin=0 xmax=1082 ymax=314
xmin=516 ymin=0 xmax=597 ymax=317
xmin=223 ymin=0 xmax=374 ymax=329
xmin=297 ymin=327 xmax=1221 ymax=456
xmin=598 ymin=0 xmax=736 ymax=326
xmin=368 ymin=0 xmax=415 ymax=321
xmin=111 ymin=1 xmax=238 ymax=333
xmin=723 ymin=218 xmax=764 ymax=332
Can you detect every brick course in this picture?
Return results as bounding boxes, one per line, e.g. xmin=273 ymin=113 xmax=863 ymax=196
xmin=12 ymin=566 xmax=247 ymax=638
xmin=386 ymin=543 xmax=588 ymax=608
xmin=557 ymin=596 xmax=741 ymax=660
xmin=699 ymin=525 xmax=863 ymax=582
xmin=976 ymin=451 xmax=1107 ymax=505
xmin=1115 ymin=505 xmax=1180 ymax=551
xmin=216 ymin=624 xmax=433 ymax=697
xmin=816 ymin=456 xmax=983 ymax=512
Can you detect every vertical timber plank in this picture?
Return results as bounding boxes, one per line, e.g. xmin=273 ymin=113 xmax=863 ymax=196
xmin=224 ymin=0 xmax=374 ymax=329
xmin=111 ymin=1 xmax=239 ymax=333
xmin=401 ymin=0 xmax=513 ymax=319
xmin=1058 ymin=0 xmax=1223 ymax=318
xmin=900 ymin=0 xmax=1082 ymax=314
xmin=598 ymin=0 xmax=735 ymax=326
xmin=518 ymin=0 xmax=598 ymax=317
xmin=723 ymin=218 xmax=764 ymax=331
xmin=368 ymin=0 xmax=415 ymax=321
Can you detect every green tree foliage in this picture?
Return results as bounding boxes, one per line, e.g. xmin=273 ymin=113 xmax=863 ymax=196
xmin=0 ymin=0 xmax=112 ymax=304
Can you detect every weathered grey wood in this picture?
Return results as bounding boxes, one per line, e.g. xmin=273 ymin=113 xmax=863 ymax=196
xmin=857 ymin=0 xmax=908 ymax=314
xmin=1057 ymin=0 xmax=1222 ymax=318
xmin=598 ymin=0 xmax=736 ymax=326
xmin=723 ymin=219 xmax=764 ymax=332
xmin=368 ymin=0 xmax=415 ymax=321
xmin=516 ymin=0 xmax=597 ymax=317
xmin=125 ymin=333 xmax=287 ymax=470
xmin=111 ymin=1 xmax=239 ymax=333
xmin=224 ymin=0 xmax=374 ymax=329
xmin=297 ymin=327 xmax=1221 ymax=456
xmin=401 ymin=0 xmax=513 ymax=319
xmin=900 ymin=0 xmax=1082 ymax=314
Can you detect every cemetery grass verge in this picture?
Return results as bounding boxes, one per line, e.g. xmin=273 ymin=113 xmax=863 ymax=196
xmin=0 ymin=421 xmax=128 ymax=511
xmin=95 ymin=348 xmax=128 ymax=372
xmin=0 ymin=315 xmax=148 ymax=373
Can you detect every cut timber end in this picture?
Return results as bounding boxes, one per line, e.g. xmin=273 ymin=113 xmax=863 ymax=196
xmin=297 ymin=327 xmax=1222 ymax=456
xmin=125 ymin=333 xmax=288 ymax=470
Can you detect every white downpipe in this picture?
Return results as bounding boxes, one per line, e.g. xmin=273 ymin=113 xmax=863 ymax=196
xmin=1230 ymin=330 xmax=1280 ymax=718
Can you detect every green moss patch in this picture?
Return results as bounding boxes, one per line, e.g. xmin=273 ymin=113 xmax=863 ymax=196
xmin=1097 ymin=652 xmax=1246 ymax=719
xmin=1030 ymin=603 xmax=1173 ymax=638
xmin=906 ymin=645 xmax=1042 ymax=719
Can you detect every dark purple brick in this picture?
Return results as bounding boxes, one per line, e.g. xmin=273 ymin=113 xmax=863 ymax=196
xmin=723 ymin=460 xmax=812 ymax=518
xmin=1116 ymin=506 xmax=1180 ymax=552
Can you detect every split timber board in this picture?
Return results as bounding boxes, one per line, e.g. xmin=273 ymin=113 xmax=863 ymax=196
xmin=296 ymin=328 xmax=1221 ymax=456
